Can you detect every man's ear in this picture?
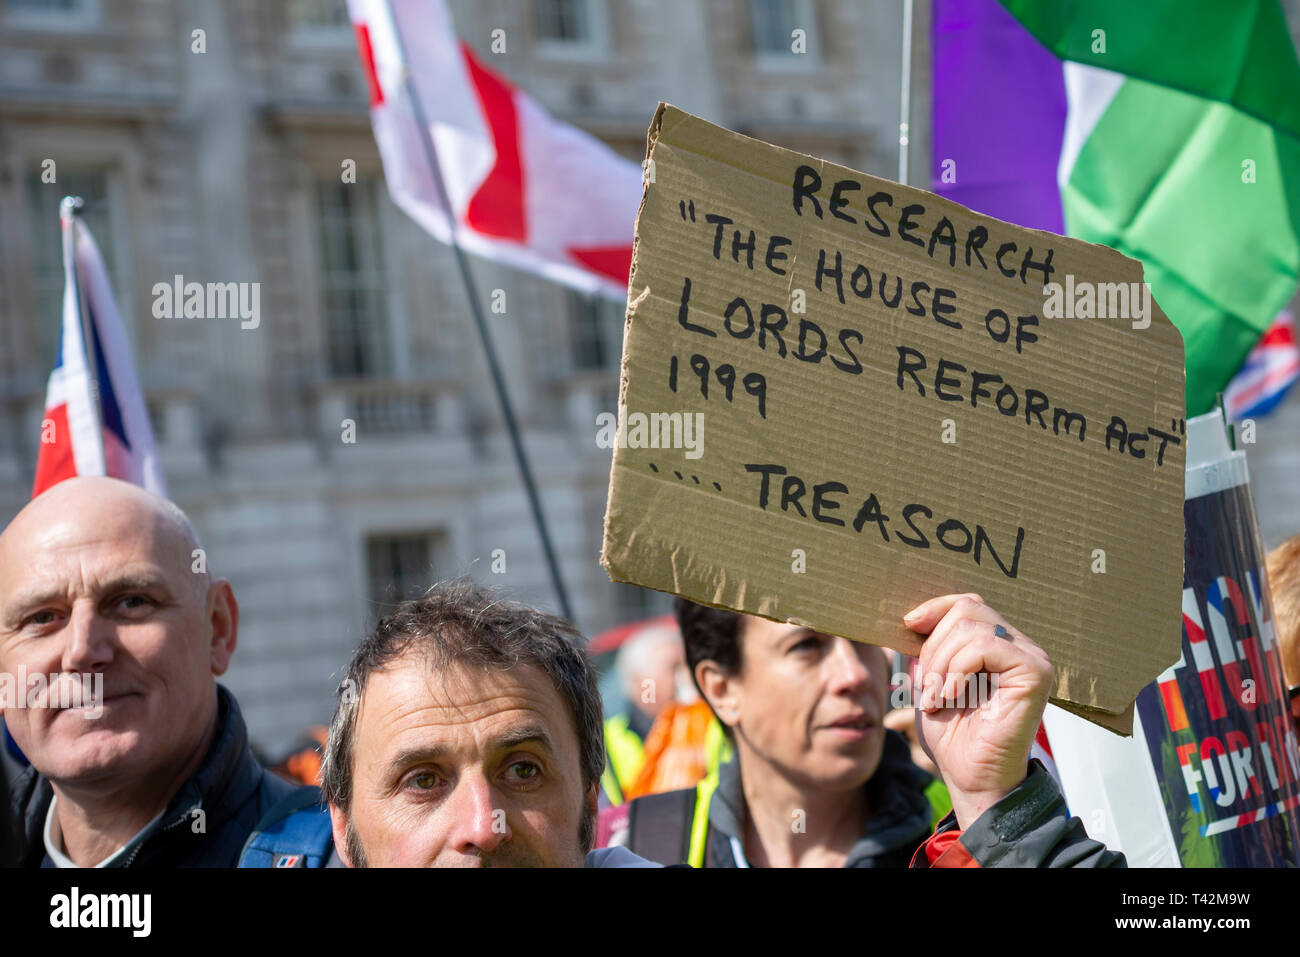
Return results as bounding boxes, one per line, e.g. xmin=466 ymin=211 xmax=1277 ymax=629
xmin=207 ymin=579 xmax=239 ymax=676
xmin=329 ymin=804 xmax=353 ymax=868
xmin=695 ymin=659 xmax=740 ymax=729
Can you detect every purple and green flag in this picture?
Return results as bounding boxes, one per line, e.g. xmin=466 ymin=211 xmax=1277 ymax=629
xmin=933 ymin=0 xmax=1300 ymax=416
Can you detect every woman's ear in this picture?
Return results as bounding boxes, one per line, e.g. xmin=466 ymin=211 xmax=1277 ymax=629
xmin=695 ymin=659 xmax=741 ymax=729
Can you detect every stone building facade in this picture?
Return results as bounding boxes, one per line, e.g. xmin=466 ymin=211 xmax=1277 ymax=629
xmin=0 ymin=0 xmax=927 ymax=752
xmin=6 ymin=0 xmax=1298 ymax=757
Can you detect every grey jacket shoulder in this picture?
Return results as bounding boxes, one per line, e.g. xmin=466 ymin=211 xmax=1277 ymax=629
xmin=956 ymin=760 xmax=1126 ymax=868
xmin=586 ymin=846 xmax=662 ymax=868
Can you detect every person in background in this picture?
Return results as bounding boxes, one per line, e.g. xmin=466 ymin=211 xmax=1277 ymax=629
xmin=1266 ymin=534 xmax=1300 ymax=728
xmin=269 ymin=726 xmax=330 ymax=787
xmin=601 ymin=622 xmax=684 ymax=805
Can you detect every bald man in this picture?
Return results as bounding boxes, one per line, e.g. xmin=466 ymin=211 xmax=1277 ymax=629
xmin=0 ymin=477 xmax=298 ymax=867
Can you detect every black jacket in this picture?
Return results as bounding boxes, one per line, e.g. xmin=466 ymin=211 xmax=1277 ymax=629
xmin=919 ymin=760 xmax=1125 ymax=867
xmin=617 ymin=730 xmax=939 ymax=867
xmin=618 ymin=729 xmax=1125 ymax=867
xmin=704 ymin=729 xmax=938 ymax=867
xmin=0 ymin=744 xmax=15 ymax=868
xmin=9 ymin=684 xmax=297 ymax=868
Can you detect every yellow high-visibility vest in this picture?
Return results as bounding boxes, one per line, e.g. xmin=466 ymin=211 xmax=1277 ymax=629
xmin=600 ymin=714 xmax=646 ymax=806
xmin=684 ymin=744 xmax=953 ymax=868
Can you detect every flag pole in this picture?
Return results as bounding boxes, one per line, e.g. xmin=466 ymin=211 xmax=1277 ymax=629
xmin=60 ymin=194 xmax=106 ymax=470
xmin=381 ymin=2 xmax=575 ymax=624
xmin=898 ymin=0 xmax=915 ymax=186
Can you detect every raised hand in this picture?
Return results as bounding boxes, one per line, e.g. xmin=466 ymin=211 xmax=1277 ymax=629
xmin=902 ymin=593 xmax=1054 ymax=829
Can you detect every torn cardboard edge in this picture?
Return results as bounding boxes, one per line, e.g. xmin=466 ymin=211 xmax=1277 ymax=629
xmin=1052 ymin=698 xmax=1135 ymax=737
xmin=604 ymin=102 xmax=1179 ymax=738
xmin=601 ymin=565 xmax=1139 ymax=736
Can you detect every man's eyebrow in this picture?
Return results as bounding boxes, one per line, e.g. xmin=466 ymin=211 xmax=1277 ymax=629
xmin=93 ymin=573 xmax=181 ymax=609
xmin=3 ymin=585 xmax=61 ymax=614
xmin=381 ymin=726 xmax=556 ymax=777
xmin=99 ymin=573 xmax=177 ymax=596
xmin=492 ymin=725 xmax=555 ymax=756
xmin=0 ymin=586 xmax=64 ymax=627
xmin=4 ymin=573 xmax=175 ymax=620
xmin=384 ymin=745 xmax=450 ymax=777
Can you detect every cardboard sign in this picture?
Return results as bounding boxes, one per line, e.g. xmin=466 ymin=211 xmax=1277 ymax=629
xmin=601 ymin=105 xmax=1187 ymax=731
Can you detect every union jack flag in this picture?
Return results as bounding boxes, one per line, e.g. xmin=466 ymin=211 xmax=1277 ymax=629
xmin=1224 ymin=311 xmax=1300 ymax=422
xmin=32 ymin=197 xmax=164 ymax=498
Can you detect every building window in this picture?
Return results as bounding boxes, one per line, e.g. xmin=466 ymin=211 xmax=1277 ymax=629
xmin=26 ymin=169 xmax=121 ymax=366
xmin=535 ymin=0 xmax=608 ymax=56
xmin=288 ymin=0 xmax=349 ymax=29
xmin=366 ymin=531 xmax=446 ymax=619
xmin=287 ymin=0 xmax=352 ymax=47
xmin=537 ymin=0 xmax=590 ymax=43
xmin=9 ymin=0 xmax=80 ymax=9
xmin=750 ymin=0 xmax=819 ymax=60
xmin=315 ymin=179 xmax=391 ymax=378
xmin=5 ymin=0 xmax=101 ymax=28
xmin=570 ymin=291 xmax=623 ymax=372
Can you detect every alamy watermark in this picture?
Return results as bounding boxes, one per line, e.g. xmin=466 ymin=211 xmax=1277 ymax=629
xmin=152 ymin=274 xmax=260 ymax=329
xmin=1043 ymin=275 xmax=1152 ymax=330
xmin=596 ymin=406 xmax=704 ymax=459
xmin=0 ymin=668 xmax=104 ymax=718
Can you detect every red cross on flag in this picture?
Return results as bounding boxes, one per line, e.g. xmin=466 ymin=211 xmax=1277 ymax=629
xmin=347 ymin=0 xmax=642 ymax=297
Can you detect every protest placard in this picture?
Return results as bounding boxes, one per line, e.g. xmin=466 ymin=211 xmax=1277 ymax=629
xmin=601 ymin=104 xmax=1187 ymax=730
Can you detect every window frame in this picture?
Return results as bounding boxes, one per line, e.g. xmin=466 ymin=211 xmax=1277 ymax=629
xmin=312 ymin=176 xmax=395 ymax=380
xmin=285 ymin=0 xmax=355 ymax=50
xmin=749 ymin=0 xmax=821 ymax=71
xmin=568 ymin=289 xmax=624 ymax=374
xmin=533 ymin=0 xmax=612 ymax=61
xmin=365 ymin=530 xmax=449 ymax=621
xmin=3 ymin=0 xmax=103 ymax=31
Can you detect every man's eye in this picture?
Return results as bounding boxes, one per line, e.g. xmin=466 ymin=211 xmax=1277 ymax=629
xmin=24 ymin=610 xmax=60 ymax=628
xmin=409 ymin=772 xmax=439 ymax=790
xmin=507 ymin=762 xmax=540 ymax=782
xmin=792 ymin=636 xmax=823 ymax=653
xmin=115 ymin=595 xmax=154 ymax=613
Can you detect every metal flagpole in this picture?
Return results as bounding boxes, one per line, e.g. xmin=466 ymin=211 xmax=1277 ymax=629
xmin=898 ymin=0 xmax=915 ymax=186
xmin=382 ymin=1 xmax=574 ymax=624
xmin=60 ymin=194 xmax=106 ymax=469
